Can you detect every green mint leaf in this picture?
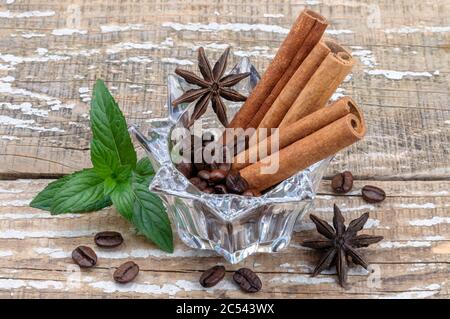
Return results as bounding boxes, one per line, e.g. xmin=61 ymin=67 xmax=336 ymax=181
xmin=116 ymin=164 xmax=132 ymax=183
xmin=132 ymin=182 xmax=173 ymax=252
xmin=104 ymin=177 xmax=118 ymax=196
xmin=50 ymin=169 xmax=109 ymax=215
xmin=90 ymin=79 xmax=137 ymax=178
xmin=111 ymin=181 xmax=134 ymax=220
xmin=133 ymin=158 xmax=155 ymax=187
xmin=30 ymin=174 xmax=73 ymax=211
xmin=30 ymin=170 xmax=112 ymax=212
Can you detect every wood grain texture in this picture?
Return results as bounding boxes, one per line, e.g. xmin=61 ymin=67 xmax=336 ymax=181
xmin=0 ymin=0 xmax=449 ymax=299
xmin=0 ymin=179 xmax=448 ymax=298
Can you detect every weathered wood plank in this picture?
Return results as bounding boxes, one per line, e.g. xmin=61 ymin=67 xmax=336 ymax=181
xmin=0 ymin=179 xmax=448 ymax=298
xmin=0 ymin=0 xmax=449 ymax=178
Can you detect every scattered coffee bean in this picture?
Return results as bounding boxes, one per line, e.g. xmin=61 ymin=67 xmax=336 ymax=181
xmin=331 ymin=171 xmax=354 ymax=193
xmin=113 ymin=261 xmax=139 ymax=283
xmin=94 ymin=231 xmax=123 ymax=248
xmin=362 ymin=185 xmax=386 ymax=203
xmin=225 ymin=170 xmax=249 ymax=194
xmin=176 ymin=162 xmax=193 ymax=178
xmin=242 ymin=189 xmax=261 ymax=197
xmin=209 ymin=169 xmax=227 ymax=183
xmin=72 ymin=246 xmax=97 ymax=268
xmin=214 ymin=184 xmax=228 ymax=194
xmin=211 ymin=162 xmax=231 ymax=174
xmin=198 ymin=170 xmax=211 ymax=181
xmin=199 ymin=265 xmax=226 ymax=288
xmin=233 ymin=268 xmax=262 ymax=293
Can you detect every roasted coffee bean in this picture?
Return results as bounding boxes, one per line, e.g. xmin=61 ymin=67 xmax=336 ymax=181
xmin=199 ymin=265 xmax=226 ymax=288
xmin=189 ymin=177 xmax=202 ymax=186
xmin=203 ymin=187 xmax=214 ymax=194
xmin=214 ymin=184 xmax=228 ymax=194
xmin=176 ymin=162 xmax=193 ymax=178
xmin=94 ymin=231 xmax=123 ymax=248
xmin=72 ymin=246 xmax=97 ymax=268
xmin=362 ymin=185 xmax=386 ymax=203
xmin=242 ymin=189 xmax=261 ymax=197
xmin=225 ymin=170 xmax=249 ymax=194
xmin=198 ymin=170 xmax=211 ymax=181
xmin=211 ymin=162 xmax=231 ymax=174
xmin=233 ymin=268 xmax=262 ymax=293
xmin=113 ymin=261 xmax=139 ymax=283
xmin=331 ymin=171 xmax=354 ymax=193
xmin=209 ymin=169 xmax=227 ymax=183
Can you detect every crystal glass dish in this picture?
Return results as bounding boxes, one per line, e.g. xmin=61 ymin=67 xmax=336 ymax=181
xmin=130 ymin=57 xmax=330 ymax=264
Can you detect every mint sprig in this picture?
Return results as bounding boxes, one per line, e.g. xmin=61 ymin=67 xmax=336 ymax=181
xmin=30 ymin=79 xmax=173 ymax=253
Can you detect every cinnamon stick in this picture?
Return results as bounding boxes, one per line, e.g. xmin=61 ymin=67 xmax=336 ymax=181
xmin=279 ymin=40 xmax=354 ymax=128
xmin=240 ymin=107 xmax=366 ymax=192
xmin=227 ymin=9 xmax=327 ymax=130
xmin=233 ymin=97 xmax=356 ymax=170
xmin=256 ymin=41 xmax=331 ymax=131
xmin=246 ymin=15 xmax=328 ymax=129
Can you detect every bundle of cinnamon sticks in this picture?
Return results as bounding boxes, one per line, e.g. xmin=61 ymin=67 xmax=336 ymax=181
xmin=227 ymin=9 xmax=366 ymax=193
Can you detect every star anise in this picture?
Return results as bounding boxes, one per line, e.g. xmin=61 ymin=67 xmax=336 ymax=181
xmin=172 ymin=47 xmax=250 ymax=127
xmin=301 ymin=204 xmax=383 ymax=288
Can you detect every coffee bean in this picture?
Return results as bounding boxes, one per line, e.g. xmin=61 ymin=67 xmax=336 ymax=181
xmin=214 ymin=184 xmax=228 ymax=194
xmin=199 ymin=265 xmax=226 ymax=288
xmin=176 ymin=162 xmax=193 ymax=178
xmin=198 ymin=170 xmax=211 ymax=181
xmin=233 ymin=268 xmax=262 ymax=293
xmin=189 ymin=177 xmax=202 ymax=186
xmin=72 ymin=246 xmax=97 ymax=268
xmin=94 ymin=231 xmax=123 ymax=248
xmin=209 ymin=169 xmax=227 ymax=183
xmin=362 ymin=185 xmax=386 ymax=203
xmin=331 ymin=171 xmax=354 ymax=193
xmin=211 ymin=162 xmax=231 ymax=174
xmin=242 ymin=189 xmax=261 ymax=197
xmin=113 ymin=261 xmax=139 ymax=283
xmin=225 ymin=170 xmax=249 ymax=194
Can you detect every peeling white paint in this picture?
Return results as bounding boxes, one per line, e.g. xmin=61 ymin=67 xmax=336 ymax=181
xmin=0 ymin=229 xmax=96 ymax=239
xmin=90 ymin=279 xmax=234 ymax=295
xmin=106 ymin=41 xmax=170 ymax=54
xmin=0 ymin=10 xmax=55 ymax=18
xmin=381 ymin=291 xmax=438 ymax=299
xmin=330 ymin=88 xmax=346 ymax=101
xmin=325 ymin=29 xmax=354 ymax=35
xmin=409 ymin=216 xmax=450 ymax=226
xmin=422 ymin=236 xmax=445 ymax=241
xmin=162 ymin=21 xmax=290 ymax=34
xmin=384 ymin=26 xmax=450 ymax=34
xmin=1 ymin=135 xmax=19 ymax=141
xmin=21 ymin=32 xmax=46 ymax=39
xmin=0 ymin=115 xmax=64 ymax=132
xmin=100 ymin=24 xmax=143 ymax=33
xmin=269 ymin=274 xmax=335 ymax=285
xmin=0 ymin=279 xmax=64 ymax=290
xmin=379 ymin=241 xmax=431 ymax=249
xmin=394 ymin=203 xmax=436 ymax=209
xmin=263 ymin=13 xmax=284 ymax=18
xmin=123 ymin=56 xmax=153 ymax=63
xmin=52 ymin=28 xmax=87 ymax=36
xmin=366 ymin=69 xmax=433 ymax=80
xmin=0 ymin=212 xmax=81 ymax=220
xmin=161 ymin=57 xmax=193 ymax=65
xmin=0 ymin=250 xmax=13 ymax=257
xmin=0 ymin=102 xmax=48 ymax=117
xmin=351 ymin=48 xmax=376 ymax=68
xmin=314 ymin=204 xmax=376 ymax=213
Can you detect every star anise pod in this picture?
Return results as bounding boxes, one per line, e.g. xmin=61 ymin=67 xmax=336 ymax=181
xmin=172 ymin=47 xmax=250 ymax=127
xmin=301 ymin=204 xmax=383 ymax=288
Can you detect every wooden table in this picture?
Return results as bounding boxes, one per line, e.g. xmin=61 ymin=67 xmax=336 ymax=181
xmin=0 ymin=0 xmax=448 ymax=299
